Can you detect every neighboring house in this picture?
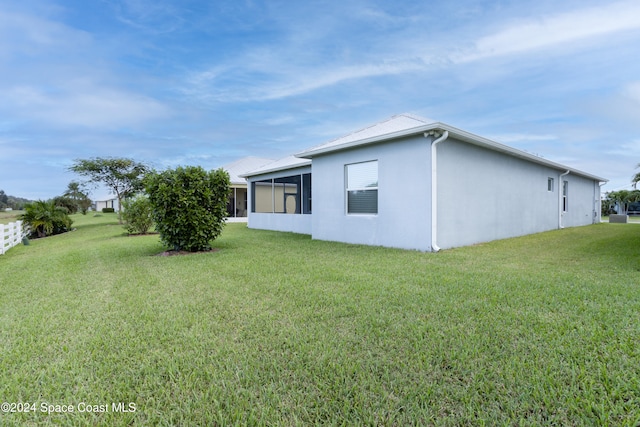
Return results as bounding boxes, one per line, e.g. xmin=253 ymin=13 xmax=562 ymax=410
xmin=94 ymin=198 xmax=119 ymax=212
xmin=242 ymin=114 xmax=607 ymax=251
xmin=222 ymin=156 xmax=274 ymax=219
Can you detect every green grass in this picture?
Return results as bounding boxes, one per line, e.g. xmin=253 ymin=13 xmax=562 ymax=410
xmin=1 ymin=214 xmax=639 ymax=426
xmin=0 ymin=210 xmax=25 ymax=225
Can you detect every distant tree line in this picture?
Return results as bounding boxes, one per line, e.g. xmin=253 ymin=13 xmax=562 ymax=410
xmin=0 ymin=190 xmax=34 ymax=210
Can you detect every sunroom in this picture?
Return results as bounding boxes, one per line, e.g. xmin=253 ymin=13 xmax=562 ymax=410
xmin=241 ymin=156 xmax=313 ymax=235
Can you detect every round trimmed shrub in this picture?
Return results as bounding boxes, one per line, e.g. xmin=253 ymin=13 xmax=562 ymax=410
xmin=144 ymin=166 xmax=230 ymax=252
xmin=122 ymin=195 xmax=154 ymax=235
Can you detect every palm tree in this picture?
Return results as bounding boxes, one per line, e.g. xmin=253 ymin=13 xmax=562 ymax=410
xmin=20 ymin=200 xmax=73 ymax=238
xmin=63 ymin=181 xmax=92 ymax=214
xmin=633 ymin=163 xmax=640 ymax=189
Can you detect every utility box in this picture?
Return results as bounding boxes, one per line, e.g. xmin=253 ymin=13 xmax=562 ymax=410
xmin=609 ymin=214 xmax=629 ymax=223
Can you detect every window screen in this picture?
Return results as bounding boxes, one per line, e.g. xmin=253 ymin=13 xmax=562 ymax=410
xmin=346 ymin=161 xmax=378 ymax=214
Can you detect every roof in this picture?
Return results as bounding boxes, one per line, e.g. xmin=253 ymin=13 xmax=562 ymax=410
xmin=239 ymin=155 xmax=312 ymax=178
xmin=296 ymin=114 xmax=607 ymax=182
xmin=222 ymin=156 xmax=274 ymax=184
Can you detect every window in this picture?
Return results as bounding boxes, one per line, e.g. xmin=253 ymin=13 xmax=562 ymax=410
xmin=346 ymin=160 xmax=378 ymax=214
xmin=251 ymin=173 xmax=311 ymax=214
xmin=562 ymin=181 xmax=568 ymax=212
xmin=548 ymin=177 xmax=554 ymax=192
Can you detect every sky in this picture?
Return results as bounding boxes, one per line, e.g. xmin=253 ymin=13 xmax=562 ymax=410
xmin=1 ymin=0 xmax=639 ymax=201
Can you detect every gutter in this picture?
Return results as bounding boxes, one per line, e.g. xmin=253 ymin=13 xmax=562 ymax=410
xmin=559 ymin=170 xmax=570 ymax=229
xmin=425 ymin=130 xmax=449 ymax=252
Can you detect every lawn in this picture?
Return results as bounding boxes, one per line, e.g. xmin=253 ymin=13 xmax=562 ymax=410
xmin=0 ymin=210 xmax=25 ymax=225
xmin=1 ymin=214 xmax=639 ymax=426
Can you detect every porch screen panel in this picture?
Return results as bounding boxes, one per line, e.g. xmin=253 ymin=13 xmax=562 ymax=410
xmin=274 ymin=175 xmax=301 ymax=214
xmin=252 ymin=180 xmax=273 ymax=213
xmin=302 ymin=173 xmax=312 ymax=214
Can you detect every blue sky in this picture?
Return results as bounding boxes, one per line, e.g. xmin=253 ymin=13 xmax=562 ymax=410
xmin=1 ymin=0 xmax=639 ymax=200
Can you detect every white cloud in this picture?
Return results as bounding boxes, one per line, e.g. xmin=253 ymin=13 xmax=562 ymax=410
xmin=184 ymin=56 xmax=426 ymax=103
xmin=182 ymin=1 xmax=640 ymax=103
xmin=458 ymin=1 xmax=640 ymax=62
xmin=606 ymin=139 xmax=640 ymax=157
xmin=106 ymin=0 xmax=186 ymax=33
xmin=5 ymin=85 xmax=170 ymax=129
xmin=624 ymin=82 xmax=640 ymax=102
xmin=0 ymin=10 xmax=92 ymax=57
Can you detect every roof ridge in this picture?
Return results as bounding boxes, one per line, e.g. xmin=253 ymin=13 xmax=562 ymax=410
xmin=395 ymin=112 xmax=432 ymax=123
xmin=307 ymin=113 xmax=431 ymax=152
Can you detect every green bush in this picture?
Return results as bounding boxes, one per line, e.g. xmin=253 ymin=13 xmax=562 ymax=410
xmin=20 ymin=200 xmax=73 ymax=238
xmin=144 ymin=166 xmax=230 ymax=252
xmin=102 ymin=207 xmax=115 ymax=213
xmin=53 ymin=195 xmax=79 ymax=214
xmin=122 ymin=195 xmax=154 ymax=235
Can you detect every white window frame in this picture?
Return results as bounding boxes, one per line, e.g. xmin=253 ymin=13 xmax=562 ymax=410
xmin=345 ymin=160 xmax=378 ymax=215
xmin=548 ymin=177 xmax=554 ymax=192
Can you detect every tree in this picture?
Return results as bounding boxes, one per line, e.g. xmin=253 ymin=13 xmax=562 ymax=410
xmin=122 ymin=195 xmax=154 ymax=235
xmin=605 ymin=190 xmax=640 ymax=214
xmin=63 ymin=181 xmax=92 ymax=214
xmin=20 ymin=200 xmax=73 ymax=238
xmin=633 ymin=163 xmax=640 ymax=189
xmin=53 ymin=195 xmax=79 ymax=214
xmin=144 ymin=166 xmax=230 ymax=252
xmin=0 ymin=190 xmax=8 ymax=209
xmin=69 ymin=157 xmax=149 ymax=223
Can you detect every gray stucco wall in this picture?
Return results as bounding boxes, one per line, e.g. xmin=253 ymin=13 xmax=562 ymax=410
xmin=246 ymin=133 xmax=601 ymax=251
xmin=436 ymin=138 xmax=599 ymax=249
xmin=311 ymin=135 xmax=432 ymax=251
xmin=562 ymin=174 xmax=600 ymax=227
xmin=248 ymin=213 xmax=312 ymax=234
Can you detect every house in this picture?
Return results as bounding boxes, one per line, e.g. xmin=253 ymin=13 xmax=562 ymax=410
xmin=94 ymin=198 xmax=119 ymax=212
xmin=222 ymin=156 xmax=274 ymax=220
xmin=242 ymin=114 xmax=607 ymax=251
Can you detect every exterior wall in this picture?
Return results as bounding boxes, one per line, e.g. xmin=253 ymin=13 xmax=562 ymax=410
xmin=95 ymin=199 xmax=119 ymax=211
xmin=562 ymin=174 xmax=601 ymax=227
xmin=311 ymin=135 xmax=432 ymax=251
xmin=436 ymin=138 xmax=599 ymax=249
xmin=248 ymin=212 xmax=312 ymax=234
xmin=246 ymin=165 xmax=312 ymax=235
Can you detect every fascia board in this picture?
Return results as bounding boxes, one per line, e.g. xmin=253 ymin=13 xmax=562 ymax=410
xmin=295 ymin=122 xmax=607 ymax=183
xmin=295 ymin=123 xmax=442 ymax=158
xmin=239 ymin=162 xmax=311 ymax=179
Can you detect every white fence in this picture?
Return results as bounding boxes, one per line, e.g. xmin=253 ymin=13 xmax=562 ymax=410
xmin=1 ymin=220 xmax=26 ymax=255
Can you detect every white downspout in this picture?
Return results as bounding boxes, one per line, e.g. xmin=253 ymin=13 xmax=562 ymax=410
xmin=598 ymin=181 xmax=606 ymax=223
xmin=559 ymin=170 xmax=570 ymax=229
xmin=426 ymin=130 xmax=449 ymax=252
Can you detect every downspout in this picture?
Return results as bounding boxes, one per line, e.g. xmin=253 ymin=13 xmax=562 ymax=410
xmin=558 ymin=170 xmax=570 ymax=229
xmin=426 ymin=130 xmax=449 ymax=252
xmin=598 ymin=181 xmax=606 ymax=223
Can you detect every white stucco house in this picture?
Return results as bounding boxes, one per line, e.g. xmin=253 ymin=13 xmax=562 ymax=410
xmin=241 ymin=114 xmax=607 ymax=251
xmin=94 ymin=198 xmax=119 ymax=212
xmin=222 ymin=156 xmax=273 ymax=220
